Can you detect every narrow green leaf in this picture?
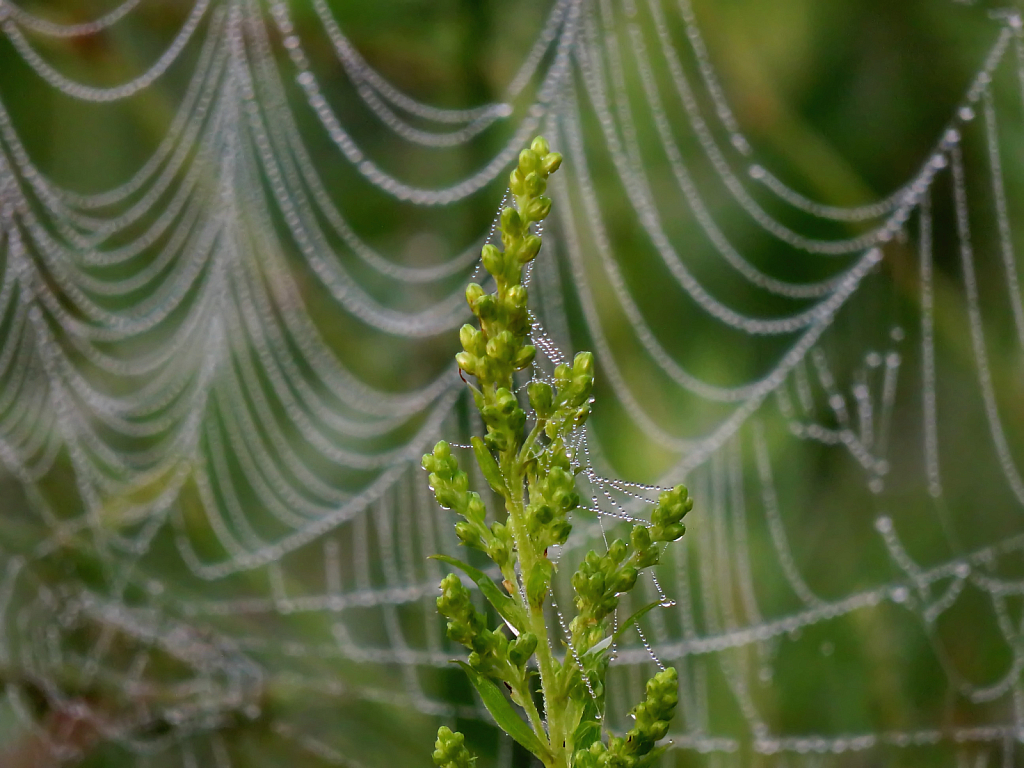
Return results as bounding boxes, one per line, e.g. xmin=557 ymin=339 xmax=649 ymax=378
xmin=471 ymin=436 xmax=507 ymax=496
xmin=612 ymin=601 xmax=667 ymax=643
xmin=635 ymin=744 xmax=670 ymax=768
xmin=430 ymin=554 xmax=525 ymax=629
xmin=583 ymin=634 xmax=613 ymax=659
xmin=572 ymin=717 xmax=601 ymax=752
xmin=454 ymin=661 xmax=550 ymax=761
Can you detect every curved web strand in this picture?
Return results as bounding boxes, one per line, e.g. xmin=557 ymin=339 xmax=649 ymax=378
xmin=2 ymin=0 xmax=143 ymax=38
xmin=1 ymin=0 xmax=212 ymax=103
xmin=0 ymin=1 xmax=1022 ymax=766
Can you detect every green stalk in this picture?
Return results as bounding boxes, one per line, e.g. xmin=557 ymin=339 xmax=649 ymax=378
xmin=502 ymin=458 xmax=566 ymax=768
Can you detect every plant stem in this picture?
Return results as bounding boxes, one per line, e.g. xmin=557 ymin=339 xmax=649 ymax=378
xmin=502 ymin=458 xmax=569 ymax=768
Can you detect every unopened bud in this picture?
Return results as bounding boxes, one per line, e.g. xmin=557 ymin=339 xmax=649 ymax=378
xmin=518 ymin=148 xmax=541 ymax=175
xmin=465 ymin=494 xmax=486 ymax=523
xmin=465 ymin=283 xmax=485 ymax=308
xmin=530 ymin=136 xmax=551 ymax=156
xmin=455 ymin=351 xmax=476 ymax=376
xmin=524 ymin=196 xmax=552 ymax=222
xmin=542 ymin=151 xmax=562 ymax=176
xmin=528 ymin=381 xmax=554 ymax=417
xmin=554 ymin=363 xmax=571 ymax=389
xmin=454 ymin=521 xmax=479 ymax=547
xmin=460 ymin=325 xmax=485 ymax=356
xmin=518 ymin=235 xmax=542 ymax=264
xmin=509 ymin=168 xmax=526 ymax=196
xmin=474 ymin=294 xmax=498 ymax=321
xmin=524 ymin=171 xmax=546 ymax=197
xmin=573 ymin=351 xmax=594 ymax=377
xmin=482 ymin=243 xmax=503 ymax=277
xmin=513 ymin=344 xmax=536 ymax=370
xmin=487 ymin=332 xmax=514 ymax=363
xmin=615 ymin=566 xmax=638 ymax=593
xmin=631 ymin=524 xmax=652 ymax=551
xmin=608 ymin=539 xmax=627 ymax=563
xmin=509 ymin=632 xmax=538 ymax=666
xmin=507 ymin=284 xmax=528 ymax=308
xmin=501 ymin=206 xmax=523 ymax=237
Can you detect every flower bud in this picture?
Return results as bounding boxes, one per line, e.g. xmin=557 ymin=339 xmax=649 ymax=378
xmin=631 ymin=524 xmax=652 ymax=552
xmin=533 ymin=504 xmax=555 ymax=527
xmin=524 ymin=171 xmax=546 ymax=197
xmin=465 ymin=493 xmax=486 ymax=523
xmin=486 ymin=331 xmax=514 ymax=363
xmin=513 ymin=344 xmax=536 ymax=370
xmin=518 ymin=235 xmax=542 ymax=264
xmin=482 ymin=243 xmax=504 ymax=277
xmin=554 ymin=363 xmax=571 ymax=389
xmin=571 ymin=405 xmax=589 ymax=428
xmin=494 ymin=387 xmax=518 ymax=414
xmin=484 ymin=431 xmax=509 ymax=453
xmin=506 ymin=284 xmax=528 ymax=308
xmin=542 ymin=151 xmax=563 ymax=176
xmin=509 ymin=168 xmax=526 ymax=196
xmin=454 ymin=521 xmax=480 ymax=548
xmin=455 ymin=351 xmax=476 ymax=376
xmin=501 ymin=206 xmax=524 ymax=238
xmin=509 ymin=632 xmax=538 ymax=666
xmin=459 ymin=325 xmax=480 ymax=356
xmin=474 ymin=294 xmax=498 ymax=321
xmin=551 ymin=520 xmax=572 ymax=545
xmin=528 ymin=381 xmax=554 ymax=418
xmin=465 ymin=283 xmax=484 ymax=308
xmin=608 ymin=539 xmax=627 ymax=563
xmin=573 ymin=351 xmax=594 ymax=377
xmin=660 ymin=523 xmax=685 ymax=542
xmin=524 ymin=196 xmax=552 ymax=222
xmin=518 ymin=148 xmax=541 ymax=175
xmin=530 ymin=136 xmax=551 ymax=156
xmin=614 ymin=566 xmax=638 ymax=593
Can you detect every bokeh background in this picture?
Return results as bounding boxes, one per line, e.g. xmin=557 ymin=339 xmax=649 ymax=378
xmin=0 ymin=0 xmax=1023 ymax=766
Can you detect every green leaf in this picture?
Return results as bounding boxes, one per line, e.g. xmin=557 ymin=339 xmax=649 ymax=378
xmin=583 ymin=634 xmax=613 ymax=659
xmin=572 ymin=717 xmax=602 ymax=753
xmin=613 ymin=601 xmax=668 ymax=643
xmin=635 ymin=744 xmax=670 ymax=768
xmin=430 ymin=555 xmax=525 ymax=630
xmin=471 ymin=436 xmax=507 ymax=497
xmin=454 ymin=661 xmax=550 ymax=761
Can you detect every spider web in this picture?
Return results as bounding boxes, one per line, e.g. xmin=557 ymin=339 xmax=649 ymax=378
xmin=0 ymin=0 xmax=1022 ymax=765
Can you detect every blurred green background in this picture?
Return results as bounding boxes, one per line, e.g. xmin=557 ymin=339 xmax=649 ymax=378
xmin=0 ymin=0 xmax=1023 ymax=766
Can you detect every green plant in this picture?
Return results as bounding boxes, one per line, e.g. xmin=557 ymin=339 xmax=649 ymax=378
xmin=422 ymin=137 xmax=692 ymax=768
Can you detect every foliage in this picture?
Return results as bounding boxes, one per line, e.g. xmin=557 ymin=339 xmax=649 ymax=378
xmin=422 ymin=137 xmax=693 ymax=768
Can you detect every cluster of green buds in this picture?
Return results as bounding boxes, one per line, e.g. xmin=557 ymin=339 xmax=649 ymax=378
xmin=457 ymin=137 xmax=562 ymax=450
xmin=433 ymin=726 xmax=476 ymax=768
xmin=570 ymin=486 xmax=692 ymax=654
xmin=573 ymin=669 xmax=679 ymax=768
xmin=423 ymin=441 xmax=513 ymax=568
xmin=541 ymin=353 xmax=596 ymax=442
xmin=436 ymin=574 xmax=536 ymax=678
xmin=570 ymin=540 xmax=636 ymax=654
xmin=424 ymin=137 xmax=692 ymax=768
